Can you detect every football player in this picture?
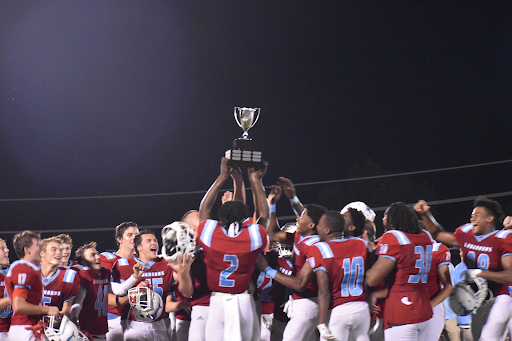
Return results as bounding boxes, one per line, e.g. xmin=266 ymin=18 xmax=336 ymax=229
xmin=366 ymin=202 xmax=434 ymax=341
xmin=309 ymin=210 xmax=370 ymax=341
xmin=265 ymin=194 xmax=327 ymax=341
xmin=6 ymin=231 xmax=60 ymax=341
xmin=100 ymin=221 xmax=139 ymax=341
xmin=124 ymin=229 xmax=193 ymax=341
xmin=197 ymin=158 xmax=268 ymax=341
xmin=415 ymin=197 xmax=512 ymax=341
xmin=72 ymin=241 xmax=144 ymax=341
xmin=54 ymin=234 xmax=78 ymax=268
xmin=0 ymin=239 xmax=11 ymax=341
xmin=39 ymin=237 xmax=79 ymax=316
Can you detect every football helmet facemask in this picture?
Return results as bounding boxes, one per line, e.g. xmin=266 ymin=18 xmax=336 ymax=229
xmin=449 ymin=277 xmax=490 ymax=316
xmin=43 ymin=315 xmax=89 ymax=341
xmin=128 ymin=286 xmax=164 ymax=322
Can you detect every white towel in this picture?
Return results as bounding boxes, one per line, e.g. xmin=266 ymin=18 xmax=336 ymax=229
xmin=224 ymin=295 xmax=242 ymax=341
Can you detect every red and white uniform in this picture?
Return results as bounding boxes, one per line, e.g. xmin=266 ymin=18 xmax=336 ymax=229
xmin=454 ymin=224 xmax=512 ymax=340
xmin=0 ymin=266 xmax=11 ymax=336
xmin=5 ymin=260 xmax=43 ymax=341
xmin=100 ymin=252 xmax=129 ymax=341
xmin=272 ymin=253 xmax=293 ymax=341
xmin=283 ymin=233 xmax=320 ymax=341
xmin=376 ymin=230 xmax=434 ymax=339
xmin=424 ymin=242 xmax=451 ymax=341
xmin=42 ymin=267 xmax=79 ymax=310
xmin=5 ymin=261 xmax=43 ymax=327
xmin=308 ymin=237 xmax=370 ymax=341
xmin=73 ymin=265 xmax=111 ymax=337
xmin=124 ymin=256 xmax=174 ymax=341
xmin=197 ymin=218 xmax=267 ymax=341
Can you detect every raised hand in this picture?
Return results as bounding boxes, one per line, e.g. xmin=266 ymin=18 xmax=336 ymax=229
xmin=132 ymin=262 xmax=146 ymax=279
xmin=268 ymin=185 xmax=282 ymax=204
xmin=413 ymin=200 xmax=430 ymax=215
xmin=277 ymin=177 xmax=297 ymax=199
xmin=221 ymin=191 xmax=234 ymax=204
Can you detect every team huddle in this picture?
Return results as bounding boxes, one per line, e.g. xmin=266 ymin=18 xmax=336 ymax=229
xmin=1 ymin=157 xmax=512 ymax=341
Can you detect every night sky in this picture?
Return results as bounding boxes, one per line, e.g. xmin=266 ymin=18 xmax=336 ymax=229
xmin=1 ymin=1 xmax=511 ymax=252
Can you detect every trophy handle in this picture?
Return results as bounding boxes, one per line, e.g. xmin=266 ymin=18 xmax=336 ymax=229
xmin=234 ymin=107 xmax=242 ymax=127
xmin=251 ymin=108 xmax=260 ymax=128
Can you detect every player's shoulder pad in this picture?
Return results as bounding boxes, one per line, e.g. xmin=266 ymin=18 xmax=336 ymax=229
xmin=381 ymin=230 xmax=411 ymax=245
xmin=314 ymin=242 xmax=334 ymax=259
xmin=495 ymin=230 xmax=512 ymax=240
xmin=63 ymin=268 xmax=78 ymax=283
xmin=459 ymin=223 xmax=473 ymax=234
xmin=100 ymin=252 xmax=119 ymax=260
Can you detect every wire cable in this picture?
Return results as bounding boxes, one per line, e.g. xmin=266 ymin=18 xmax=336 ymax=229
xmin=1 ymin=159 xmax=511 ymax=202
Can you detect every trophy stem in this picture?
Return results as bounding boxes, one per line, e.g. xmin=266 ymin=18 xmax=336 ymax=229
xmin=242 ymin=132 xmax=249 ymax=139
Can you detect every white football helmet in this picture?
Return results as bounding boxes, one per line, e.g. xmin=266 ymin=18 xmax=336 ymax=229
xmin=161 ymin=221 xmax=195 ymax=262
xmin=43 ymin=315 xmax=89 ymax=341
xmin=449 ymin=277 xmax=490 ymax=315
xmin=274 ymin=222 xmax=296 ymax=258
xmin=341 ymin=201 xmax=376 ymax=222
xmin=128 ymin=286 xmax=164 ymax=322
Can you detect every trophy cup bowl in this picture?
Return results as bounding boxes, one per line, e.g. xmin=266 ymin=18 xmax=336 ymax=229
xmin=234 ymin=107 xmax=260 ymax=139
xmin=225 ymin=107 xmax=264 ymax=168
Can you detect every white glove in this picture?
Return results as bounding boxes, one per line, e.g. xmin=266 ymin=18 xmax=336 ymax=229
xmin=261 ymin=313 xmax=273 ymax=330
xmin=464 ymin=269 xmax=482 ymax=282
xmin=317 ymin=323 xmax=337 ymax=340
xmin=282 ymin=295 xmax=293 ymax=318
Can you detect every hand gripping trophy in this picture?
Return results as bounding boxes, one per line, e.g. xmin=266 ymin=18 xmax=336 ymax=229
xmin=225 ymin=107 xmax=265 ymax=168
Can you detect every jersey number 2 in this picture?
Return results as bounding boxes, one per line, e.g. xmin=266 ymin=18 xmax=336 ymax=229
xmin=219 ymin=254 xmax=238 ymax=288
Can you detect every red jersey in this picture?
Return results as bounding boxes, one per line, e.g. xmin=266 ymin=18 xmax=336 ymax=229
xmin=292 ymin=233 xmax=319 ymax=299
xmin=74 ymin=265 xmax=111 ymax=335
xmin=256 ymin=268 xmax=274 ymax=314
xmin=426 ymin=242 xmax=451 ymax=299
xmin=0 ymin=266 xmax=11 ymax=332
xmin=376 ymin=230 xmax=434 ymax=328
xmin=42 ymin=267 xmax=79 ymax=310
xmin=454 ymin=223 xmax=512 ymax=296
xmin=308 ymin=238 xmax=368 ymax=308
xmin=274 ymin=253 xmax=293 ymax=322
xmin=129 ymin=256 xmax=174 ymax=321
xmin=197 ymin=218 xmax=267 ymax=294
xmin=5 ymin=260 xmax=43 ymax=326
xmin=108 ymin=256 xmax=136 ymax=319
xmin=100 ymin=252 xmax=122 ymax=272
xmin=174 ymin=249 xmax=211 ymax=313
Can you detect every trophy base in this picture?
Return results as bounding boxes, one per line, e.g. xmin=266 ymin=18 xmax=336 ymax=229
xmin=225 ymin=149 xmax=264 ymax=169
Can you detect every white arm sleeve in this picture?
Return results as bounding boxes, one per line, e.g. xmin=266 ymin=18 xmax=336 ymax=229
xmin=110 ymin=275 xmax=138 ymax=296
xmin=70 ymin=286 xmax=86 ymax=319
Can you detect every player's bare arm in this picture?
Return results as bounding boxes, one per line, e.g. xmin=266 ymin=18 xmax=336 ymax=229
xmin=199 ymin=157 xmax=232 ymax=221
xmin=165 ymin=295 xmax=191 ymax=313
xmin=12 ymin=296 xmax=60 ymax=316
xmin=265 ymin=185 xmax=293 ymax=244
xmin=231 ymin=166 xmax=246 ymax=203
xmin=430 ymin=264 xmax=453 ymax=308
xmin=168 ymin=253 xmax=194 ymax=298
xmin=316 ymin=269 xmax=330 ymax=325
xmin=248 ymin=163 xmax=269 ymax=228
xmin=470 ymin=254 xmax=512 ymax=284
xmin=365 ymin=257 xmax=396 ymax=287
xmin=257 ymin=253 xmax=313 ymax=291
xmin=0 ymin=296 xmax=9 ymax=310
xmin=278 ymin=176 xmax=304 ymax=217
xmin=414 ymin=200 xmax=458 ymax=246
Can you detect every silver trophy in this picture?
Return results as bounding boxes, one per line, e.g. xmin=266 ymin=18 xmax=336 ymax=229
xmin=225 ymin=107 xmax=264 ymax=168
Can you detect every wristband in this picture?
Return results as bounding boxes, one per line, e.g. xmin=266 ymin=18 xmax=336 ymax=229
xmin=290 ymin=195 xmax=301 ymax=205
xmin=269 ymin=204 xmax=276 ymax=213
xmin=264 ymin=266 xmax=277 ymax=279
